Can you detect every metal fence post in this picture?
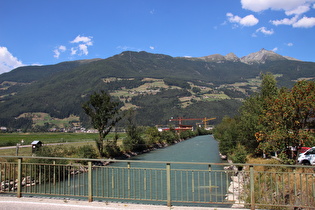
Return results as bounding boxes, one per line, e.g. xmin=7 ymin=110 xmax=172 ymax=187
xmin=166 ymin=163 xmax=171 ymax=207
xmin=88 ymin=161 xmax=93 ymax=202
xmin=17 ymin=158 xmax=22 ymax=198
xmin=53 ymin=160 xmax=56 ymax=186
xmin=250 ymin=165 xmax=255 ymax=210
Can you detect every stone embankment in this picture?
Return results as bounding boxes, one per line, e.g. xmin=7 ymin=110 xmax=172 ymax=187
xmin=224 ymin=160 xmax=246 ymax=208
xmin=1 ymin=176 xmax=37 ymax=192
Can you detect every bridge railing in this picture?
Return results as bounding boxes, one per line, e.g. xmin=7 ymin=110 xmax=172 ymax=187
xmin=0 ymin=156 xmax=314 ymax=209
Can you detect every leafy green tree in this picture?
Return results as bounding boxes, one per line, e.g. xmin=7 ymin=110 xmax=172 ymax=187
xmin=77 ymin=145 xmax=99 ymax=159
xmin=82 ymin=90 xmax=121 ymax=157
xmin=104 ymin=132 xmax=121 ymax=158
xmin=179 ymin=130 xmax=196 ymax=140
xmin=230 ymin=143 xmax=248 ymax=170
xmin=237 ymin=73 xmax=279 ymax=153
xmin=145 ymin=126 xmax=162 ymax=145
xmin=258 ymin=80 xmax=315 ymax=157
xmin=122 ymin=109 xmax=146 ymax=152
xmin=160 ymin=130 xmax=179 ymax=145
xmin=214 ymin=73 xmax=279 ymax=156
xmin=192 ymin=87 xmax=201 ymax=93
xmin=213 ymin=116 xmax=239 ymax=155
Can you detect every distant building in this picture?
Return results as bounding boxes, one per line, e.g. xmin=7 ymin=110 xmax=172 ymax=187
xmin=31 ymin=140 xmax=43 ymax=153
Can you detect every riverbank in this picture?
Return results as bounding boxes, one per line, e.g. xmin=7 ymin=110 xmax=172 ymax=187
xmin=224 ymin=160 xmax=245 ymax=208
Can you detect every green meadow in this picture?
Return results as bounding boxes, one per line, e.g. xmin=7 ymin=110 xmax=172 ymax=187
xmin=0 ymin=132 xmax=99 ymax=147
xmin=0 ymin=132 xmax=126 ymax=156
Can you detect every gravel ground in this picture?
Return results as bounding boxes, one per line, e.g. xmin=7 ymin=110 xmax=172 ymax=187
xmin=0 ymin=196 xmax=246 ymax=210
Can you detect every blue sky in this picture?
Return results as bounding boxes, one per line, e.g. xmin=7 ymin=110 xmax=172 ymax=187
xmin=1 ymin=0 xmax=315 ymax=74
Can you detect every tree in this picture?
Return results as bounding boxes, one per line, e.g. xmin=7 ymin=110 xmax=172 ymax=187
xmin=76 ymin=145 xmax=99 ymax=164
xmin=145 ymin=126 xmax=162 ymax=145
xmin=237 ymin=73 xmax=279 ymax=153
xmin=214 ymin=73 xmax=279 ymax=157
xmin=122 ymin=109 xmax=146 ymax=152
xmin=103 ymin=132 xmax=121 ymax=158
xmin=213 ymin=116 xmax=239 ymax=156
xmin=82 ymin=90 xmax=121 ymax=157
xmin=257 ymin=80 xmax=315 ymax=158
xmin=230 ymin=143 xmax=248 ymax=170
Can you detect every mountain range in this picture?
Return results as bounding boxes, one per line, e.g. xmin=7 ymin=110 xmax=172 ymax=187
xmin=197 ymin=48 xmax=299 ymax=64
xmin=0 ymin=49 xmax=314 ymax=130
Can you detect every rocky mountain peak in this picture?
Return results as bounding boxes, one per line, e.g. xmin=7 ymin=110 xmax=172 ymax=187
xmin=198 ymin=52 xmax=241 ymax=63
xmin=225 ymin=52 xmax=240 ymax=62
xmin=240 ymin=48 xmax=287 ymax=64
xmin=198 ymin=54 xmax=226 ymax=63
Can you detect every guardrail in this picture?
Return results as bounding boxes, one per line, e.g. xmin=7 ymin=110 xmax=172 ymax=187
xmin=0 ymin=156 xmax=314 ymax=209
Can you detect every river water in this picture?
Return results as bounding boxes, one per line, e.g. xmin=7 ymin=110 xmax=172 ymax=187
xmin=114 ymin=134 xmax=224 ymax=169
xmin=96 ymin=135 xmax=230 ymax=207
xmin=43 ymin=135 xmax=230 ymax=207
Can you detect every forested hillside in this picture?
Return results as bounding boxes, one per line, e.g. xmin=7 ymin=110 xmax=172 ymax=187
xmin=0 ymin=50 xmax=314 ymax=130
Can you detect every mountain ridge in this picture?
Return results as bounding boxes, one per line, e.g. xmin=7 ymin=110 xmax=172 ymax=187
xmin=0 ymin=49 xmax=314 ymax=129
xmin=197 ymin=48 xmax=297 ymax=64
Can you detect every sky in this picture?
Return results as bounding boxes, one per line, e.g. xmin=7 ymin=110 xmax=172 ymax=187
xmin=1 ymin=0 xmax=315 ymax=74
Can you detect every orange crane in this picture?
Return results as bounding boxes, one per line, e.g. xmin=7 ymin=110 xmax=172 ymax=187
xmin=169 ymin=117 xmax=216 ymax=127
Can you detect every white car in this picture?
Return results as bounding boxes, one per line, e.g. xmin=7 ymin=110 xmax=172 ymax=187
xmin=297 ymin=147 xmax=315 ymax=165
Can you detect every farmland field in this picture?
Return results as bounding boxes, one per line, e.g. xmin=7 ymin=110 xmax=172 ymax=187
xmin=0 ymin=132 xmax=126 ymax=156
xmin=0 ymin=132 xmax=115 ymax=147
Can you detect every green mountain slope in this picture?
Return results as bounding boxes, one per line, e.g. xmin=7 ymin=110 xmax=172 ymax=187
xmin=0 ymin=50 xmax=314 ymax=129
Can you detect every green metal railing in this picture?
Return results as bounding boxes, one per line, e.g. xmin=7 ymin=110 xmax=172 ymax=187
xmin=0 ymin=156 xmax=314 ymax=209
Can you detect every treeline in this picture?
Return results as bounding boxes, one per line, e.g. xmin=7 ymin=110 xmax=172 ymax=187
xmin=213 ymin=73 xmax=315 ymax=164
xmin=33 ymin=127 xmax=211 ymax=162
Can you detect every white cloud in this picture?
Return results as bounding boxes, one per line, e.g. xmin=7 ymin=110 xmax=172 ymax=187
xmin=226 ymin=13 xmax=259 ymax=26
xmin=53 ymin=45 xmax=66 ymax=58
xmin=240 ymin=14 xmax=259 ymax=26
xmin=78 ymin=44 xmax=88 ymax=55
xmin=272 ymin=47 xmax=278 ymax=52
xmin=285 ymin=5 xmax=311 ymax=15
xmin=271 ymin=15 xmax=299 ymax=26
xmin=70 ymin=47 xmax=77 ymax=55
xmin=70 ymin=35 xmax=93 ymax=46
xmin=149 ymin=46 xmax=155 ymax=50
xmin=287 ymin=42 xmax=294 ymax=46
xmin=293 ymin=16 xmax=315 ymax=27
xmin=256 ymin=27 xmax=274 ymax=35
xmin=53 ymin=49 xmax=60 ymax=58
xmin=0 ymin=46 xmax=24 ymax=74
xmin=241 ymin=0 xmax=315 ymax=13
xmin=68 ymin=35 xmax=93 ymax=56
xmin=242 ymin=0 xmax=315 ymax=28
xmin=58 ymin=45 xmax=66 ymax=52
xmin=31 ymin=63 xmax=42 ymax=66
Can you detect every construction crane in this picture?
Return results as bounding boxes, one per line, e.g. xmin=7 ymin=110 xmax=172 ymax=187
xmin=169 ymin=117 xmax=216 ymax=128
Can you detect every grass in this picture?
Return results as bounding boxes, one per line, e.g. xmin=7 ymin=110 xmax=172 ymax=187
xmin=0 ymin=132 xmax=127 ymax=146
xmin=0 ymin=132 xmax=126 ymax=156
xmin=18 ymin=113 xmax=80 ymax=128
xmin=0 ymin=132 xmax=99 ymax=146
xmin=2 ymin=141 xmax=98 ymax=157
xmin=243 ymin=157 xmax=315 ymax=209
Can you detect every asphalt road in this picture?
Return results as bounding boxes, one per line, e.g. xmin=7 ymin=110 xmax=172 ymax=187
xmin=0 ymin=196 xmax=245 ymax=210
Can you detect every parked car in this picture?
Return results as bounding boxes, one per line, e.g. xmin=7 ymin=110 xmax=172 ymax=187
xmin=297 ymin=147 xmax=315 ymax=165
xmin=299 ymin=147 xmax=311 ymax=154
